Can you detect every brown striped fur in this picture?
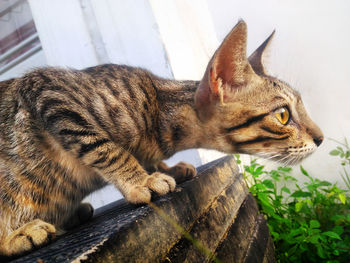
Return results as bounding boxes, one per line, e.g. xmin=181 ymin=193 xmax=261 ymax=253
xmin=0 ymin=21 xmax=322 ymax=257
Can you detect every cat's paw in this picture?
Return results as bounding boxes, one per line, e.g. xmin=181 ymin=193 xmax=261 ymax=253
xmin=76 ymin=203 xmax=94 ymax=223
xmin=125 ymin=172 xmax=176 ymax=204
xmin=168 ymin=162 xmax=197 ymax=184
xmin=145 ymin=172 xmax=176 ymax=194
xmin=0 ymin=219 xmax=56 ymax=256
xmin=63 ymin=203 xmax=94 ymax=230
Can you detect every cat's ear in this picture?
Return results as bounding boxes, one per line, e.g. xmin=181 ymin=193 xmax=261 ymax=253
xmin=248 ymin=30 xmax=275 ymax=76
xmin=195 ymin=20 xmax=257 ymax=120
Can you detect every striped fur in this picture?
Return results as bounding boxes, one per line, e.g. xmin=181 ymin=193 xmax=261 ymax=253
xmin=0 ymin=20 xmax=322 ymax=257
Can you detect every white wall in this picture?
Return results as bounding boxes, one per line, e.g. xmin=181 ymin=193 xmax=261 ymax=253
xmin=0 ymin=49 xmax=46 ymax=81
xmin=90 ymin=0 xmax=173 ymax=78
xmin=28 ymin=0 xmax=100 ymax=68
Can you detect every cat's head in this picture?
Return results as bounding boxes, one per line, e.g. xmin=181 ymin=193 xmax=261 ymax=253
xmin=195 ymin=20 xmax=323 ymax=164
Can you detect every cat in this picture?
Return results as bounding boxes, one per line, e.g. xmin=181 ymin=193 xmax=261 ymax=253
xmin=0 ymin=20 xmax=323 ymax=257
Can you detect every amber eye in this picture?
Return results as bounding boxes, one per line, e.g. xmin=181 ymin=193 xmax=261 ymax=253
xmin=275 ymin=107 xmax=290 ymax=125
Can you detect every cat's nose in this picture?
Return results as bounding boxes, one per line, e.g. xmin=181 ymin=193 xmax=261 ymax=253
xmin=313 ymin=136 xmax=324 ymax=147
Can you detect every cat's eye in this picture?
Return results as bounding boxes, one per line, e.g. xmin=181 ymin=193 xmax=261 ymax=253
xmin=275 ymin=107 xmax=290 ymax=125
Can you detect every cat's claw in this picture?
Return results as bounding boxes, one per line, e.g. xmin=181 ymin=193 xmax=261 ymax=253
xmin=0 ymin=219 xmax=56 ymax=256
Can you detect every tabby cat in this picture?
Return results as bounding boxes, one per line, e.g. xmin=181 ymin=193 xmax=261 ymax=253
xmin=0 ymin=21 xmax=323 ymax=257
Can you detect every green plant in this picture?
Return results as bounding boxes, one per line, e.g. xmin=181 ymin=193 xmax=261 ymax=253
xmin=330 ymin=138 xmax=350 ymax=191
xmin=235 ymin=154 xmax=350 ymax=263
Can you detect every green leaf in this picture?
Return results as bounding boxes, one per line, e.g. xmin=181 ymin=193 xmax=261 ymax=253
xmin=289 ymin=228 xmax=304 ymax=238
xmin=338 ymin=193 xmax=346 ymax=204
xmin=316 ymin=244 xmax=326 ymax=258
xmin=255 ymin=183 xmax=267 ymax=191
xmin=300 ymin=165 xmax=309 ymax=176
xmin=305 ymin=199 xmax=313 ymax=206
xmin=281 ymin=186 xmax=291 ymax=194
xmin=319 ymin=235 xmax=327 ymax=243
xmin=288 ymin=244 xmax=298 ymax=256
xmin=347 ymin=213 xmax=350 ymax=222
xmin=291 ymin=190 xmax=312 ymax=198
xmin=257 ymin=192 xmax=270 ymax=203
xmin=330 ymin=149 xmax=340 ymax=156
xmin=271 ymin=231 xmax=280 ymax=239
xmin=284 ymin=175 xmax=297 ymax=181
xmin=322 ymin=231 xmax=342 ymax=240
xmin=270 ymin=173 xmax=280 ymax=181
xmin=317 ymin=181 xmax=332 ymax=187
xmin=299 ymin=243 xmax=308 ymax=252
xmin=310 ymin=219 xmax=320 ymax=229
xmin=309 ymin=234 xmax=320 ymax=244
xmin=278 ymin=167 xmax=292 ymax=172
xmin=234 ymin=154 xmax=241 ymax=164
xmin=310 ymin=228 xmax=321 ymax=235
xmin=255 ymin=166 xmax=264 ymax=174
xmin=262 ymin=179 xmax=274 ymax=189
xmin=244 ymin=165 xmax=252 ymax=173
xmin=332 ymin=225 xmax=344 ymax=236
xmin=307 ymin=184 xmax=317 ymax=192
xmin=295 ymin=202 xmax=303 ymax=212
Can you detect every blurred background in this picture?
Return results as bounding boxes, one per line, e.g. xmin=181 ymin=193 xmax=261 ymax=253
xmin=0 ymin=0 xmax=349 ymax=208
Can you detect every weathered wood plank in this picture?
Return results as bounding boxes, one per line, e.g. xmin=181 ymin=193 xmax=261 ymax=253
xmin=214 ymin=194 xmax=260 ymax=263
xmin=164 ymin=171 xmax=248 ymax=262
xmin=243 ymin=215 xmax=276 ymax=263
xmin=213 ymin=194 xmax=277 ymax=263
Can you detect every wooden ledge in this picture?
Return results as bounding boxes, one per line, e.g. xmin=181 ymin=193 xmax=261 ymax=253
xmin=10 ymin=156 xmax=276 ymax=263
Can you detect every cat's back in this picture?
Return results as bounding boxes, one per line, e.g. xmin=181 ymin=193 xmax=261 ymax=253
xmin=0 ymin=64 xmax=174 ymax=166
xmin=0 ymin=68 xmax=90 ymax=136
xmin=14 ymin=64 xmax=160 ymax=112
xmin=9 ymin=65 xmax=163 ymax=152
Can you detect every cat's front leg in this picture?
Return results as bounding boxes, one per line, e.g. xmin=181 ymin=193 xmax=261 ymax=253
xmin=89 ymin=148 xmax=176 ymax=204
xmin=43 ymin=123 xmax=175 ymax=204
xmin=112 ymin=154 xmax=176 ymax=203
xmin=0 ymin=219 xmax=56 ymax=257
xmin=156 ymin=161 xmax=197 ymax=184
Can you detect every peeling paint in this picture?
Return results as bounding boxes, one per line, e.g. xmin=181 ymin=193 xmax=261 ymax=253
xmin=72 ymin=237 xmax=108 ymax=263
